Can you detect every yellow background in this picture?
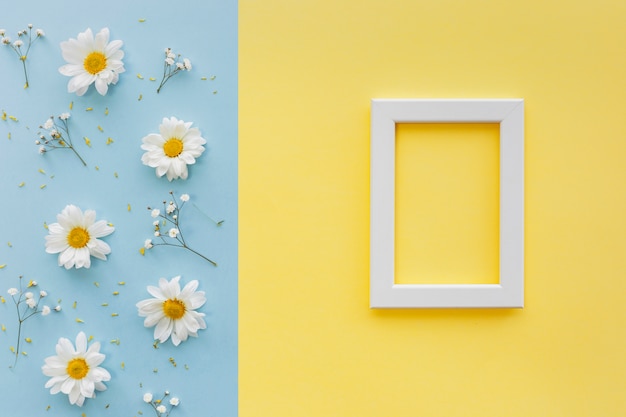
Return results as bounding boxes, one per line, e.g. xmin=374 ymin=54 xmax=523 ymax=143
xmin=240 ymin=0 xmax=626 ymax=416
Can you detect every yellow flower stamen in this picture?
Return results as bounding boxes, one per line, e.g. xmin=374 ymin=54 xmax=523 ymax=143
xmin=163 ymin=138 xmax=183 ymax=158
xmin=83 ymin=51 xmax=107 ymax=75
xmin=162 ymin=299 xmax=186 ymax=320
xmin=66 ymin=358 xmax=89 ymax=379
xmin=67 ymin=227 xmax=90 ymax=248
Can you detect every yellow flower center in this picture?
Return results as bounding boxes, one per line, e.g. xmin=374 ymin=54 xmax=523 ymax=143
xmin=83 ymin=51 xmax=107 ymax=75
xmin=66 ymin=358 xmax=89 ymax=380
xmin=163 ymin=138 xmax=184 ymax=158
xmin=163 ymin=299 xmax=186 ymax=320
xmin=67 ymin=227 xmax=90 ymax=248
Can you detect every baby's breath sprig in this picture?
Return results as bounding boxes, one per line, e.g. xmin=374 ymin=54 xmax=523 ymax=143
xmin=5 ymin=276 xmax=54 ymax=367
xmin=156 ymin=48 xmax=192 ymax=93
xmin=143 ymin=391 xmax=180 ymax=417
xmin=36 ymin=112 xmax=87 ymax=166
xmin=1 ymin=25 xmax=45 ymax=88
xmin=144 ymin=192 xmax=218 ymax=266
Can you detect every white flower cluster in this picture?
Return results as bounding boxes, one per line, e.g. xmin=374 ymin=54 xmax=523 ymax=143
xmin=6 ymin=278 xmax=59 ymax=366
xmin=144 ymin=192 xmax=216 ymax=265
xmin=143 ymin=390 xmax=180 ymax=416
xmin=37 ymin=112 xmax=87 ymax=166
xmin=157 ymin=48 xmax=192 ymax=93
xmin=1 ymin=24 xmax=44 ymax=88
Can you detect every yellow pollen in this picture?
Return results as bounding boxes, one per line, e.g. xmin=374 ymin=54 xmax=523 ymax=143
xmin=67 ymin=227 xmax=90 ymax=248
xmin=83 ymin=51 xmax=107 ymax=75
xmin=163 ymin=138 xmax=184 ymax=158
xmin=163 ymin=299 xmax=186 ymax=320
xmin=67 ymin=358 xmax=89 ymax=379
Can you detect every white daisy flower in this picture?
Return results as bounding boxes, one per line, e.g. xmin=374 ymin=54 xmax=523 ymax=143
xmin=42 ymin=332 xmax=111 ymax=407
xmin=36 ymin=29 xmax=45 ymax=37
xmin=144 ymin=239 xmax=154 ymax=249
xmin=55 ymin=305 xmax=62 ymax=312
xmin=166 ymin=202 xmax=176 ymax=214
xmin=59 ymin=112 xmax=70 ymax=120
xmin=43 ymin=118 xmax=54 ymax=129
xmin=42 ymin=305 xmax=51 ymax=316
xmin=180 ymin=194 xmax=190 ymax=202
xmin=58 ymin=27 xmax=125 ymax=96
xmin=7 ymin=288 xmax=18 ymax=296
xmin=156 ymin=405 xmax=167 ymax=413
xmin=183 ymin=58 xmax=192 ymax=70
xmin=168 ymin=228 xmax=179 ymax=238
xmin=169 ymin=397 xmax=180 ymax=406
xmin=26 ymin=298 xmax=37 ymax=308
xmin=136 ymin=276 xmax=206 ymax=346
xmin=151 ymin=208 xmax=160 ymax=218
xmin=45 ymin=205 xmax=115 ymax=269
xmin=143 ymin=393 xmax=153 ymax=403
xmin=140 ymin=117 xmax=206 ymax=181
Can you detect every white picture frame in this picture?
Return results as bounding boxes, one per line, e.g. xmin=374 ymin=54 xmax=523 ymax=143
xmin=370 ymin=99 xmax=524 ymax=308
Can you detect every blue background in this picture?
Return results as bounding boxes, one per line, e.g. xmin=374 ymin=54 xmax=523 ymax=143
xmin=0 ymin=1 xmax=237 ymax=416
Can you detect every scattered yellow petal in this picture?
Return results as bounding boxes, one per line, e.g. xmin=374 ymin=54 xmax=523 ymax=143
xmin=1 ymin=297 xmax=5 ymax=303
xmin=88 ymin=335 xmax=93 ymax=341
xmin=10 ymin=346 xmax=15 ymax=353
xmin=149 ymin=77 xmax=156 ymax=81
xmin=97 ymin=125 xmax=104 ymax=132
xmin=114 ymin=172 xmax=118 ymax=178
xmin=201 ymin=77 xmax=207 ymax=80
xmin=7 ymin=132 xmax=11 ymax=139
xmin=127 ymin=204 xmax=131 ymax=212
xmin=38 ymin=168 xmax=46 ymax=174
xmin=111 ymin=313 xmax=119 ymax=317
xmin=43 ymin=222 xmax=48 ymax=229
xmin=104 ymin=107 xmax=109 ymax=115
xmin=110 ymin=338 xmax=120 ymax=344
xmin=7 ymin=242 xmax=12 ymax=247
xmin=138 ymin=18 xmax=146 ymax=22
xmin=139 ymin=247 xmax=146 ymax=255
xmin=106 ymin=137 xmax=114 ymax=145
xmin=138 ymin=94 xmax=143 ymax=101
xmin=46 ymin=405 xmax=51 ymax=411
xmin=101 ymin=303 xmax=108 ymax=306
xmin=184 ymin=364 xmax=189 ymax=370
xmin=95 ymin=166 xmax=100 ymax=170
xmin=107 ymin=222 xmax=114 ymax=227
xmin=9 ymin=115 xmax=18 ymax=122
xmin=84 ymin=137 xmax=91 ymax=147
xmin=210 ymin=75 xmax=216 ymax=80
xmin=25 ymin=337 xmax=32 ymax=343
xmin=75 ymin=318 xmax=84 ymax=323
xmin=18 ymin=182 xmax=25 ymax=187
xmin=137 ymin=73 xmax=144 ymax=79
xmin=40 ymin=184 xmax=47 ymax=189
xmin=1 ymin=324 xmax=6 ymax=332
xmin=81 ymin=413 xmax=86 ymax=417
xmin=69 ymin=101 xmax=73 ymax=110
xmin=118 ymin=281 xmax=125 ymax=285
xmin=112 ymin=291 xmax=119 ymax=296
xmin=72 ymin=301 xmax=77 ymax=309
xmin=27 ymin=280 xmax=35 ymax=287
xmin=153 ymin=368 xmax=158 ymax=373
xmin=213 ymin=90 xmax=218 ymax=94
xmin=1 ymin=110 xmax=6 ymax=120
xmin=21 ymin=351 xmax=27 ymax=356
xmin=153 ymin=340 xmax=159 ymax=349
xmin=0 ymin=265 xmax=6 ymax=269
xmin=85 ymin=107 xmax=93 ymax=111
xmin=94 ymin=282 xmax=99 ymax=287
xmin=120 ymin=362 xmax=125 ymax=369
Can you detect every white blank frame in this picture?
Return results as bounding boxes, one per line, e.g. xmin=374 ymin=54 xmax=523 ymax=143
xmin=370 ymin=99 xmax=524 ymax=308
